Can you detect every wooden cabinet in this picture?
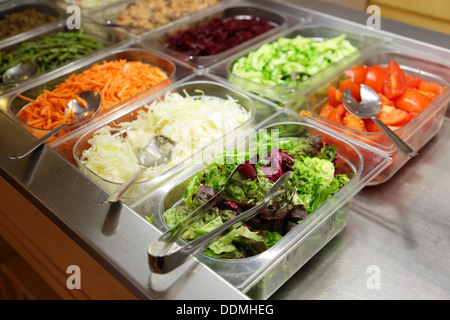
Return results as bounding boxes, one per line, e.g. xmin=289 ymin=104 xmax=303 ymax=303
xmin=368 ymin=0 xmax=450 ymax=34
xmin=0 ymin=176 xmax=137 ymax=300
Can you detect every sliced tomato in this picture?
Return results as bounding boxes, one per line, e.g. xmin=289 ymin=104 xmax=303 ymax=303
xmin=378 ymin=93 xmax=394 ymax=106
xmin=417 ymin=89 xmax=436 ymax=100
xmin=329 ymin=103 xmax=346 ymax=125
xmin=418 ymin=81 xmax=446 ymax=96
xmin=384 ymin=60 xmax=406 ymax=99
xmin=339 ymin=79 xmax=361 ymax=101
xmin=364 ymin=65 xmax=384 ymax=93
xmin=376 ymin=104 xmax=408 ymax=126
xmin=319 ymin=102 xmax=333 ymax=119
xmin=395 ymin=89 xmax=432 ymax=113
xmin=405 ymin=73 xmax=423 ymax=89
xmin=327 ymin=87 xmax=342 ymax=107
xmin=393 ymin=111 xmax=417 ymax=127
xmin=364 ymin=119 xmax=382 ymax=133
xmin=344 ymin=65 xmax=369 ymax=85
xmin=343 ymin=112 xmax=367 ymax=131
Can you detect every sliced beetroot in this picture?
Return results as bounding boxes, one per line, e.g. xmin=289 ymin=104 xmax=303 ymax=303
xmin=166 ymin=16 xmax=274 ymax=56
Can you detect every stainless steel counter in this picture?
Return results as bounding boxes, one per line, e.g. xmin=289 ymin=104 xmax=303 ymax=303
xmin=269 ymin=0 xmax=450 ymax=300
xmin=0 ymin=0 xmax=449 ymax=300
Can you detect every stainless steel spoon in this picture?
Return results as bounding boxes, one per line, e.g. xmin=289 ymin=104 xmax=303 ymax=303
xmin=102 ymin=135 xmax=175 ymax=204
xmin=342 ymin=84 xmax=418 ymax=158
xmin=2 ymin=60 xmax=39 ymax=84
xmin=9 ymin=90 xmax=101 ymax=160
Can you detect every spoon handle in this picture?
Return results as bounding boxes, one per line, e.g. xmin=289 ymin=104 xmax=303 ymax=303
xmin=9 ymin=124 xmax=66 ymax=160
xmin=372 ymin=118 xmax=419 ymax=158
xmin=102 ymin=167 xmax=147 ymax=203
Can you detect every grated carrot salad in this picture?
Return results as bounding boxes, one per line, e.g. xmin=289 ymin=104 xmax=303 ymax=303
xmin=17 ymin=59 xmax=169 ymax=130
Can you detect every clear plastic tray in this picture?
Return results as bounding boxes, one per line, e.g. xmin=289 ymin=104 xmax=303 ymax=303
xmin=210 ymin=24 xmax=381 ymax=103
xmin=142 ymin=1 xmax=291 ymax=69
xmin=0 ymin=19 xmax=128 ymax=95
xmin=5 ymin=46 xmax=182 ymax=145
xmin=68 ymin=75 xmax=282 ymax=203
xmin=0 ymin=0 xmax=64 ymax=46
xmin=86 ymin=0 xmax=223 ymax=41
xmin=56 ymin=0 xmax=124 ymax=11
xmin=291 ymin=48 xmax=450 ymax=185
xmin=134 ymin=111 xmax=391 ymax=299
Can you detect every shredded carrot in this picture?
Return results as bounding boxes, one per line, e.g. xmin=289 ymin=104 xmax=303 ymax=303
xmin=74 ymin=95 xmax=88 ymax=109
xmin=17 ymin=59 xmax=170 ymax=130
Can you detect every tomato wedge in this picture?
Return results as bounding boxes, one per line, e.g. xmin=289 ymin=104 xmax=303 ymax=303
xmin=376 ymin=104 xmax=408 ymax=125
xmin=329 ymin=103 xmax=346 ymax=125
xmin=378 ymin=93 xmax=394 ymax=106
xmin=418 ymin=81 xmax=445 ymax=96
xmin=339 ymin=79 xmax=360 ymax=101
xmin=395 ymin=89 xmax=432 ymax=113
xmin=344 ymin=65 xmax=369 ymax=85
xmin=364 ymin=119 xmax=382 ymax=133
xmin=327 ymin=87 xmax=342 ymax=107
xmin=384 ymin=60 xmax=406 ymax=99
xmin=405 ymin=74 xmax=423 ymax=89
xmin=364 ymin=65 xmax=384 ymax=93
xmin=393 ymin=111 xmax=417 ymax=127
xmin=319 ymin=102 xmax=333 ymax=119
xmin=343 ymin=112 xmax=366 ymax=131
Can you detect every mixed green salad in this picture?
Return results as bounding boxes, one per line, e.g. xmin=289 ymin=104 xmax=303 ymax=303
xmin=163 ymin=131 xmax=350 ymax=259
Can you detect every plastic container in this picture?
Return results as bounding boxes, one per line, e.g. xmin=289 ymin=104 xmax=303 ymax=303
xmin=86 ymin=0 xmax=223 ymax=40
xmin=137 ymin=111 xmax=391 ymax=299
xmin=210 ymin=24 xmax=379 ymax=103
xmin=71 ymin=76 xmax=281 ymax=203
xmin=0 ymin=0 xmax=63 ymax=45
xmin=143 ymin=2 xmax=289 ymax=69
xmin=0 ymin=19 xmax=128 ymax=94
xmin=6 ymin=47 xmax=177 ymax=143
xmin=296 ymin=49 xmax=450 ymax=185
xmin=56 ymin=0 xmax=123 ymax=11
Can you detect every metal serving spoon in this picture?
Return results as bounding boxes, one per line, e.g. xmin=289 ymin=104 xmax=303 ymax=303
xmin=342 ymin=84 xmax=418 ymax=158
xmin=102 ymin=135 xmax=175 ymax=204
xmin=9 ymin=90 xmax=101 ymax=160
xmin=2 ymin=60 xmax=39 ymax=84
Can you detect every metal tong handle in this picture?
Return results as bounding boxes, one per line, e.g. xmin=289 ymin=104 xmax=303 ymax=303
xmin=147 ymin=163 xmax=243 ymax=256
xmin=148 ymin=171 xmax=292 ymax=274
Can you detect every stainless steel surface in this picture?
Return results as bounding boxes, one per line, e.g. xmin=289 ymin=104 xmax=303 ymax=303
xmin=0 ymin=111 xmax=248 ymax=300
xmin=342 ymin=85 xmax=418 ymax=158
xmin=271 ymin=1 xmax=450 ymax=300
xmin=270 ymin=116 xmax=450 ymax=300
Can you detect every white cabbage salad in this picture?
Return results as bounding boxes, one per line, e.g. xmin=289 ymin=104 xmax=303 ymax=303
xmin=81 ymin=90 xmax=251 ymax=184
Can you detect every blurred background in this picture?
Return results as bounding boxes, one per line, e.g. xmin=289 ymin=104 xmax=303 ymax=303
xmin=319 ymin=0 xmax=450 ymax=34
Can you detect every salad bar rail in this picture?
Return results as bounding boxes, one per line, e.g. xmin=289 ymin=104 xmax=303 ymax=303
xmin=0 ymin=0 xmax=449 ymax=300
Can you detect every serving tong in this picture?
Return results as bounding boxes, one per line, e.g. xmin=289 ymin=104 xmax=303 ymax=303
xmin=147 ymin=168 xmax=293 ymax=274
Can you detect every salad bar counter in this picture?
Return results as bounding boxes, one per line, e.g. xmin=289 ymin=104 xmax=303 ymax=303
xmin=0 ymin=0 xmax=449 ymax=300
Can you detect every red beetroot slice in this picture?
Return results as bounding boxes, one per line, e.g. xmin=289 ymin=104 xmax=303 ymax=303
xmin=166 ymin=16 xmax=274 ymax=56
